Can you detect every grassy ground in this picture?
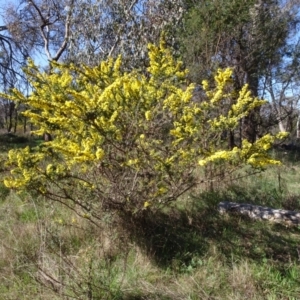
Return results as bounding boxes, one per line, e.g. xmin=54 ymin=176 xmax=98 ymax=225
xmin=1 ymin=136 xmax=300 ymax=299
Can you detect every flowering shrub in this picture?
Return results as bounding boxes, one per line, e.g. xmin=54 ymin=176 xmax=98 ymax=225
xmin=1 ymin=40 xmax=285 ymax=217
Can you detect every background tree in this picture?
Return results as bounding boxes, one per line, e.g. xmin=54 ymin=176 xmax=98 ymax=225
xmin=0 ymin=12 xmax=29 ymax=132
xmin=179 ymin=0 xmax=300 ymax=144
xmin=2 ymin=0 xmax=184 ymax=67
xmin=261 ymin=39 xmax=300 ymax=135
xmin=64 ymin=0 xmax=185 ymax=68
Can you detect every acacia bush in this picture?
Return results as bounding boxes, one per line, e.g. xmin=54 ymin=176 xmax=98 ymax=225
xmin=1 ymin=40 xmax=285 ymax=220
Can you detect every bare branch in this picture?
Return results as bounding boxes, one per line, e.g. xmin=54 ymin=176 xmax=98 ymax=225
xmin=52 ymin=0 xmax=75 ymax=61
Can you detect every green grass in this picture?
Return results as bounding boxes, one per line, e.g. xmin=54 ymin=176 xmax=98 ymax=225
xmin=1 ymin=139 xmax=300 ymax=299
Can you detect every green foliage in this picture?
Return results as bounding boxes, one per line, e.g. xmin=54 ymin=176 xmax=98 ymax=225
xmin=179 ymin=0 xmax=292 ymax=87
xmin=1 ymin=41 xmax=285 ymax=216
xmin=179 ymin=0 xmax=253 ymax=82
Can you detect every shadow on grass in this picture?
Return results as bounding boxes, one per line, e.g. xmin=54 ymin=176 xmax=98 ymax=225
xmin=125 ymin=191 xmax=300 ymax=271
xmin=125 ymin=208 xmax=209 ymax=270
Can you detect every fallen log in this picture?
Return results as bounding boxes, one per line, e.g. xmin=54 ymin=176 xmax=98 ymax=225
xmin=218 ymin=201 xmax=300 ymax=226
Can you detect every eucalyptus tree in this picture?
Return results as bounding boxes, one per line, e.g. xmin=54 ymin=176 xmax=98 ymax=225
xmin=3 ymin=0 xmax=184 ymax=67
xmin=63 ymin=0 xmax=185 ymax=68
xmin=179 ymin=0 xmax=300 ymax=144
xmin=261 ymin=39 xmax=300 ymax=135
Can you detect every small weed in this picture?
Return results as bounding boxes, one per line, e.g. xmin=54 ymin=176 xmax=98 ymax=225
xmin=17 ymin=208 xmax=39 ymax=223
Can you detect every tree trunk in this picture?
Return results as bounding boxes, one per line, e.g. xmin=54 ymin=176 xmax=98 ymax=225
xmin=228 ymin=130 xmax=235 ymax=149
xmin=13 ymin=108 xmax=18 ymax=133
xmin=242 ymin=73 xmax=260 ymax=143
xmin=297 ymin=115 xmax=300 ymax=139
xmin=44 ymin=133 xmax=53 ymax=142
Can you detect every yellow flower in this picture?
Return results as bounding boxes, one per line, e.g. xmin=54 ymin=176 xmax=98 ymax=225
xmin=144 ymin=201 xmax=150 ymax=208
xmin=96 ymin=148 xmax=105 ymax=160
xmin=145 ymin=111 xmax=152 ymax=121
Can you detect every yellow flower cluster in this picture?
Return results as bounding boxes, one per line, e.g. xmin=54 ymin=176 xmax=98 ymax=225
xmin=199 ymin=132 xmax=287 ymax=169
xmin=147 ymin=39 xmax=187 ymax=81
